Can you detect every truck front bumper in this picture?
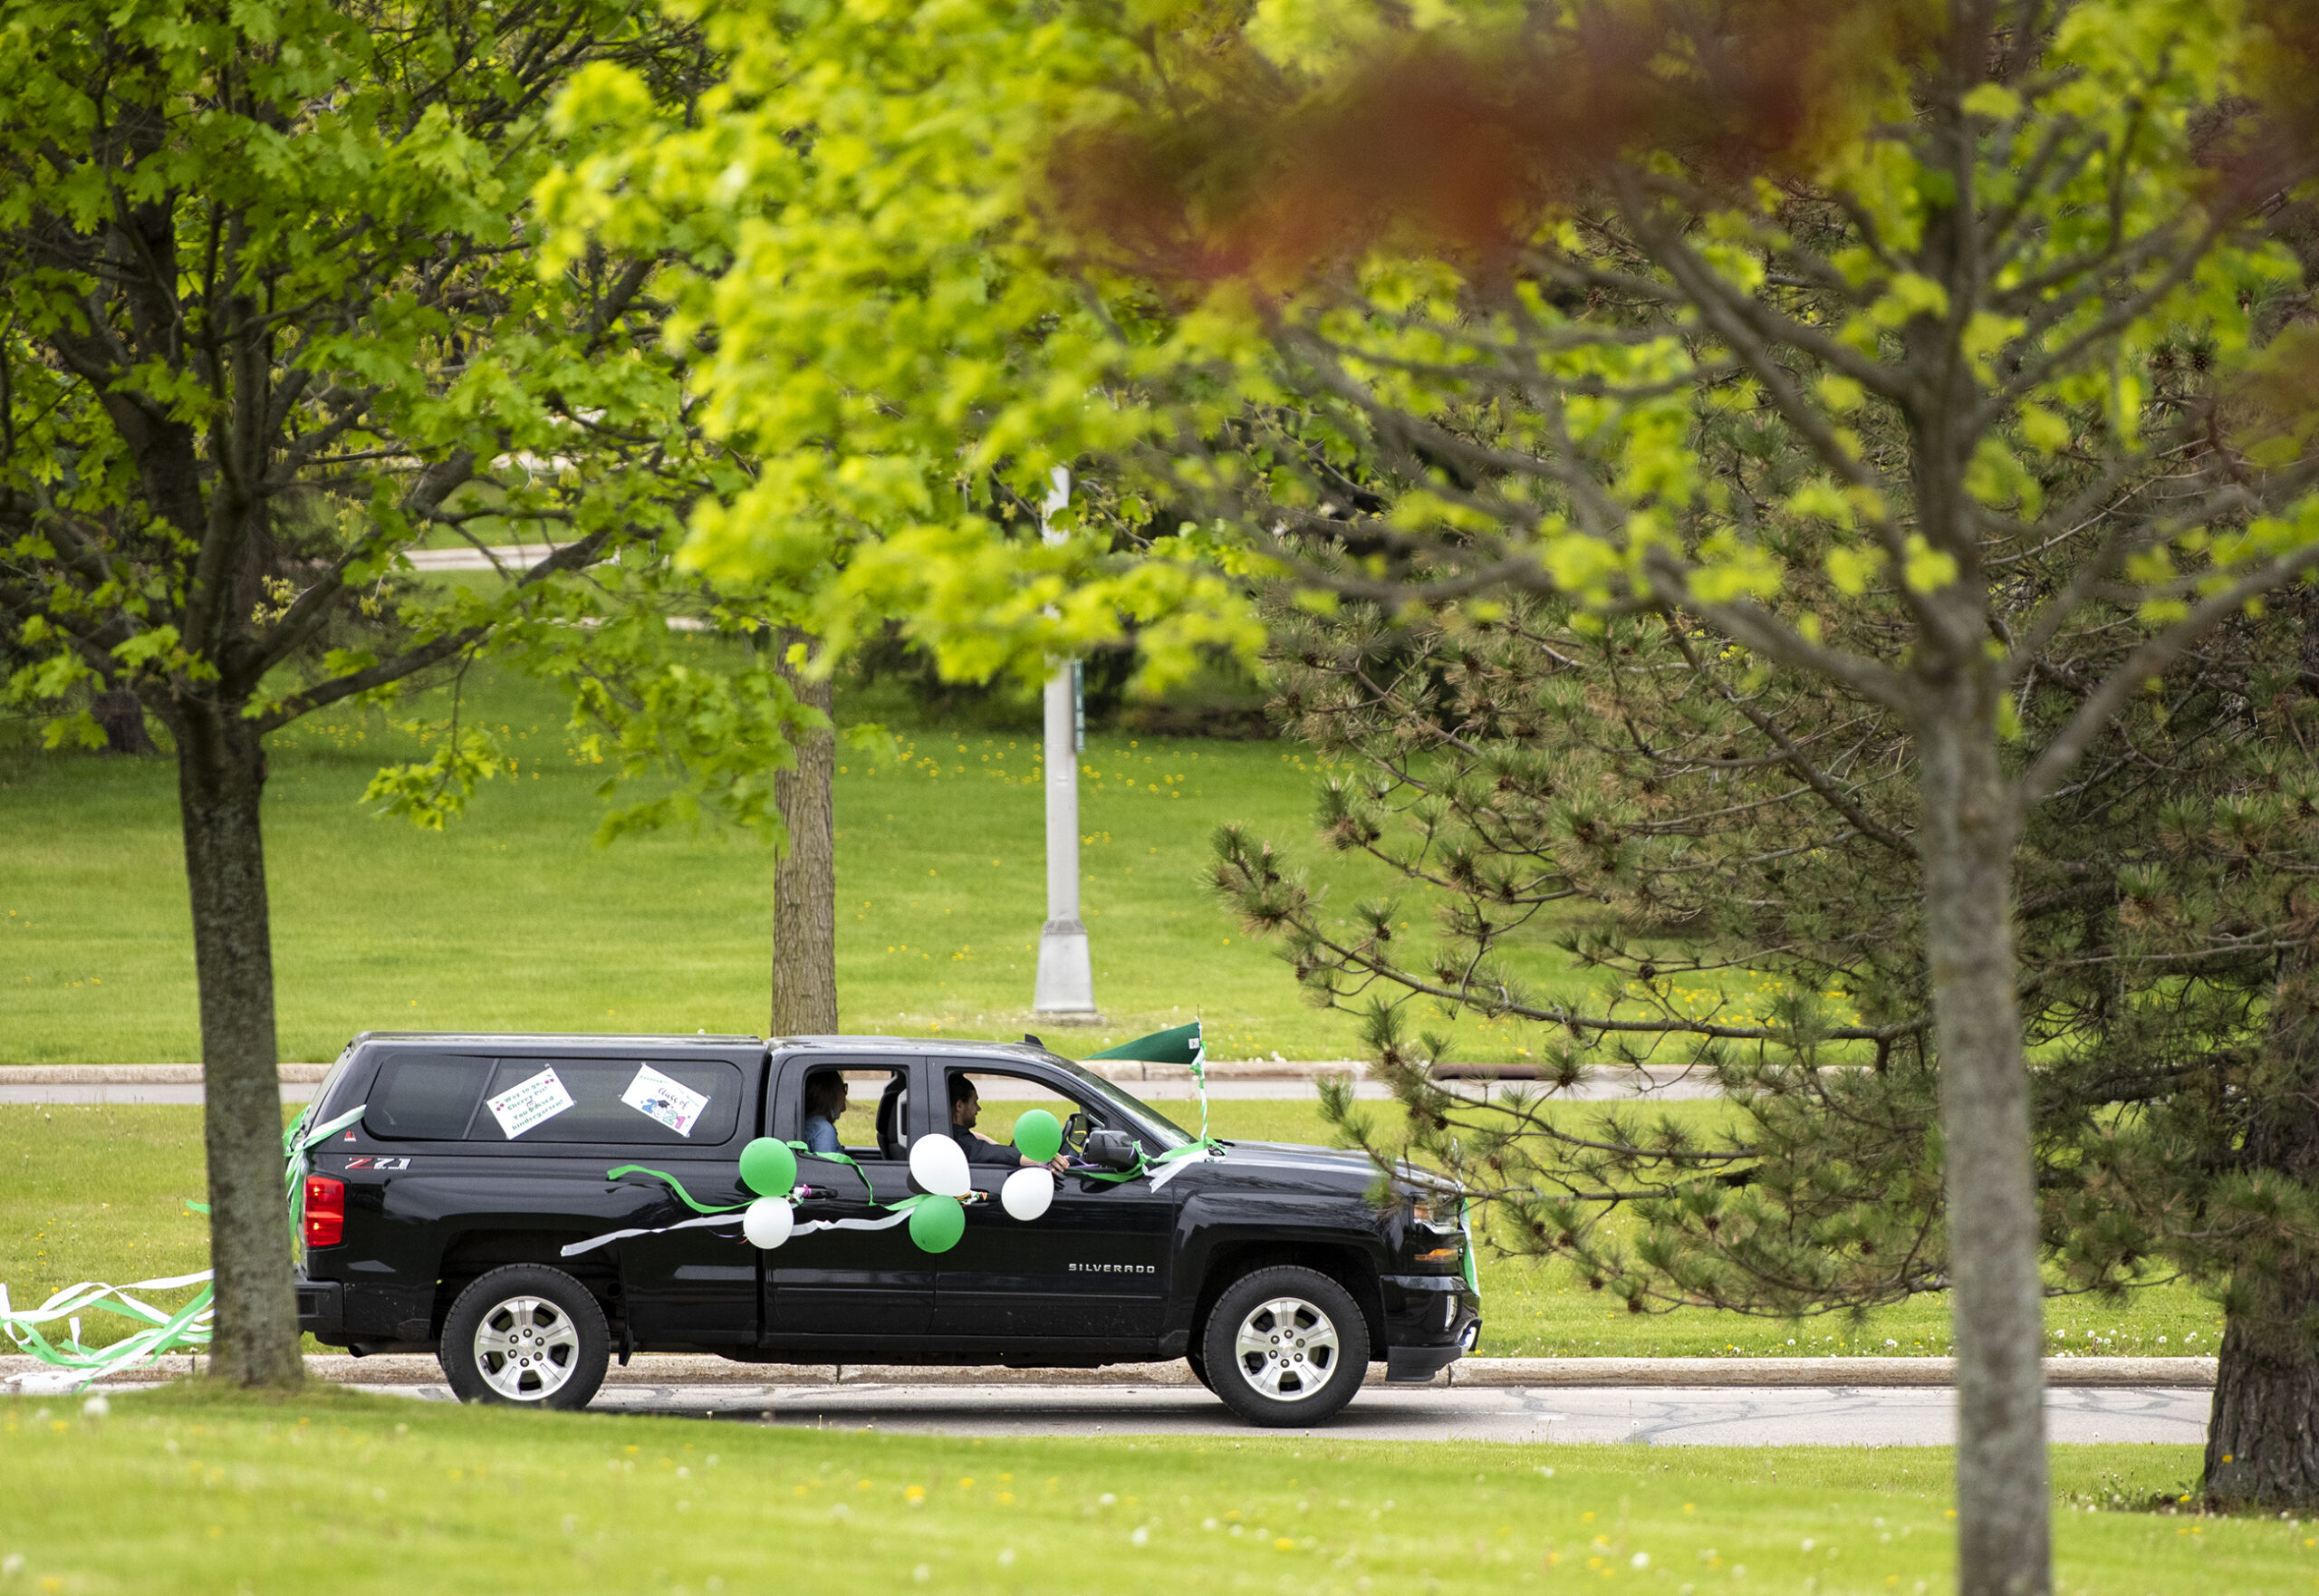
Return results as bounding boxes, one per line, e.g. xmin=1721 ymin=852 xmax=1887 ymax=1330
xmin=1379 ymin=1272 xmax=1482 ymax=1382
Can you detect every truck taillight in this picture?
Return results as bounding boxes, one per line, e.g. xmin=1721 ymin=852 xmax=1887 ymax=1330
xmin=303 ymin=1175 xmax=345 ymax=1248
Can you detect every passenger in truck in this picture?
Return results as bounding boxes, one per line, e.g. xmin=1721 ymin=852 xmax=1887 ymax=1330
xmin=802 ymin=1072 xmax=848 ymax=1154
xmin=948 ymin=1075 xmax=1062 ymax=1168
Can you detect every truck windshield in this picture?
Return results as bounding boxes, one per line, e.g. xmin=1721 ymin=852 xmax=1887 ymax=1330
xmin=1048 ymin=1060 xmax=1194 ymax=1151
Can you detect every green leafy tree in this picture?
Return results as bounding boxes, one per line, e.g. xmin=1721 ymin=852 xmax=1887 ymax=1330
xmin=538 ymin=0 xmax=1279 ymax=1034
xmin=543 ymin=0 xmax=2319 ymax=1582
xmin=536 ymin=0 xmax=1265 ymax=689
xmin=1055 ymin=0 xmax=2319 ymax=1584
xmin=0 ymin=0 xmax=756 ymax=1383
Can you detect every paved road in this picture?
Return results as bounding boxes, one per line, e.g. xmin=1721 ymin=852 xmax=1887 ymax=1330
xmin=404 ymin=543 xmax=570 ymax=571
xmin=362 ymin=1381 xmax=2209 ymax=1446
xmin=0 ymin=1082 xmax=314 ymax=1104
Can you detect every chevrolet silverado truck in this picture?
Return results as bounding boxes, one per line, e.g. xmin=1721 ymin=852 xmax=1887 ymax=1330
xmin=293 ymin=1031 xmax=1481 ymax=1426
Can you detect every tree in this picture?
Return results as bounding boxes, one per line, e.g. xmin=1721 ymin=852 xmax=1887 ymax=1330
xmin=1218 ymin=540 xmax=2319 ymax=1505
xmin=537 ymin=0 xmax=1268 ymax=1040
xmin=1053 ymin=1 xmax=2319 ymax=1585
xmin=0 ymin=0 xmax=735 ymax=1383
xmin=544 ymin=1 xmax=2319 ymax=1579
xmin=769 ymin=627 xmax=836 ymax=1034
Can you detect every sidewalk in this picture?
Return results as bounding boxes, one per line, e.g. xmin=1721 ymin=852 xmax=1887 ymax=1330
xmin=0 ymin=1352 xmax=2217 ymax=1391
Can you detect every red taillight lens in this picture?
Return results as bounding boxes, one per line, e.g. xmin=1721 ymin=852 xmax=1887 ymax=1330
xmin=303 ymin=1175 xmax=345 ymax=1248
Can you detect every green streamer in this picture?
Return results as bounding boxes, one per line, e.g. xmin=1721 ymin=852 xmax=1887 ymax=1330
xmin=284 ymin=1103 xmax=369 ymax=1248
xmin=610 ymin=1142 xmax=904 ymax=1216
xmin=1 ymin=1271 xmax=217 ymax=1386
xmin=606 ymin=1165 xmax=747 ymax=1214
xmin=1 ymin=1097 xmax=377 ymax=1389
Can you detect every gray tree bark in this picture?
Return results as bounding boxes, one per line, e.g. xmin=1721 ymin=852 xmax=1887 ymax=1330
xmin=1920 ymin=699 xmax=2049 ymax=1596
xmin=175 ymin=696 xmax=303 ymax=1386
xmin=93 ymin=687 xmax=158 ymax=755
xmin=770 ymin=628 xmax=838 ymax=1035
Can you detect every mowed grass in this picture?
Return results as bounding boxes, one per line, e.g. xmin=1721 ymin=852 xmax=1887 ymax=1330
xmin=0 ymin=658 xmax=1593 ymax=1064
xmin=0 ymin=1387 xmax=2286 ymax=1596
xmin=0 ymin=1104 xmax=2220 ymax=1360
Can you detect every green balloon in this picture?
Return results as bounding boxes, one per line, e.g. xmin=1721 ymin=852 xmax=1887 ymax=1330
xmin=737 ymin=1137 xmax=799 ymax=1197
xmin=908 ymin=1194 xmax=966 ymax=1254
xmin=1013 ymin=1109 xmax=1063 ymax=1165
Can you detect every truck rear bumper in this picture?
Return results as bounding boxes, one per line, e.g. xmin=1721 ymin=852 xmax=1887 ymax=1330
xmin=295 ymin=1278 xmax=342 ymax=1335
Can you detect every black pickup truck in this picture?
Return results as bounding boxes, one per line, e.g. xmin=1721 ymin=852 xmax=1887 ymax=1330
xmin=293 ymin=1032 xmax=1480 ymax=1426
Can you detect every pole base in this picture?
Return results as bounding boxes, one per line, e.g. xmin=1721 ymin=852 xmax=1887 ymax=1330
xmin=1034 ymin=918 xmax=1102 ymax=1024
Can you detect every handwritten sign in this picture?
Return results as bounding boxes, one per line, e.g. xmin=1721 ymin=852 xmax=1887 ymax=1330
xmin=485 ymin=1068 xmax=574 ymax=1139
xmin=621 ymin=1065 xmax=708 ymax=1137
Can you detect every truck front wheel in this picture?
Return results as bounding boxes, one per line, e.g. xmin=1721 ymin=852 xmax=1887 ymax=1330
xmin=1198 ymin=1265 xmax=1369 ymax=1427
xmin=439 ymin=1264 xmax=610 ymax=1410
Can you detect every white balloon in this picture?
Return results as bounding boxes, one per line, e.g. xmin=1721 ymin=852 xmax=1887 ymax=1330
xmin=908 ymin=1134 xmax=973 ymax=1198
xmin=999 ymin=1167 xmax=1054 ymax=1222
xmin=742 ymin=1197 xmax=794 ymax=1250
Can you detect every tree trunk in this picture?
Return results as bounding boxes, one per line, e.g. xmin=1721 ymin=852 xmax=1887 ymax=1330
xmin=2206 ymin=943 xmax=2319 ymax=1503
xmin=93 ymin=687 xmax=158 ymax=755
xmin=2206 ymin=582 xmax=2319 ymax=1508
xmin=178 ymin=697 xmax=302 ymax=1386
xmin=2208 ymin=1274 xmax=2319 ymax=1506
xmin=1919 ymin=704 xmax=2049 ymax=1596
xmin=770 ymin=628 xmax=838 ymax=1035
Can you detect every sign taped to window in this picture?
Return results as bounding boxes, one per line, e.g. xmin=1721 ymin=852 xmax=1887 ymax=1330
xmin=621 ymin=1064 xmax=709 ymax=1138
xmin=486 ymin=1067 xmax=575 ymax=1139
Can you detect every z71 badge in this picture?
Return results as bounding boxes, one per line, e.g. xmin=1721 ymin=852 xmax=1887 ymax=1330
xmin=343 ymin=1156 xmax=412 ymax=1171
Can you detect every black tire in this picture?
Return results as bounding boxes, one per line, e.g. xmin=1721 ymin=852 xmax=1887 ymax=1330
xmin=1188 ymin=1349 xmax=1214 ymax=1392
xmin=1198 ymin=1265 xmax=1370 ymax=1427
xmin=438 ymin=1264 xmax=610 ymax=1410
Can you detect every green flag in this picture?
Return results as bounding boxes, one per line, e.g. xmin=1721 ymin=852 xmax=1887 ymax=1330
xmin=1087 ymin=1020 xmax=1203 ymax=1067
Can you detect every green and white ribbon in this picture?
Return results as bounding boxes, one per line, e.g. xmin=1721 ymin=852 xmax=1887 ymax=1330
xmin=286 ymin=1104 xmax=368 ymax=1251
xmin=566 ymin=1144 xmax=938 ymax=1257
xmin=0 ymin=1267 xmax=217 ymax=1392
xmin=0 ymin=1099 xmax=368 ymax=1391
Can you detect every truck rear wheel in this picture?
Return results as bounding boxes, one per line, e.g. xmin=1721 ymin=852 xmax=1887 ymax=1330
xmin=1199 ymin=1265 xmax=1368 ymax=1427
xmin=439 ymin=1264 xmax=610 ymax=1410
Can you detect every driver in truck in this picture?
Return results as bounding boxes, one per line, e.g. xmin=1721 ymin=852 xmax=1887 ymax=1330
xmin=948 ymin=1074 xmax=1061 ymax=1168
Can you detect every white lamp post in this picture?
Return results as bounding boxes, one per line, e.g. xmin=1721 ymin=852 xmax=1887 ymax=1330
xmin=1034 ymin=466 xmax=1102 ymax=1024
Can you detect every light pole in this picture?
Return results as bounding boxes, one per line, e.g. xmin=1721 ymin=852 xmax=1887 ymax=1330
xmin=1034 ymin=466 xmax=1102 ymax=1024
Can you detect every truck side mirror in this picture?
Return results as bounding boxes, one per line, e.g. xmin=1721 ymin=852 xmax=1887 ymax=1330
xmin=1083 ymin=1129 xmax=1140 ymax=1172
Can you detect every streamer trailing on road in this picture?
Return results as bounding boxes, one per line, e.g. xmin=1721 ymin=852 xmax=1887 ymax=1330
xmin=294 ymin=1032 xmax=1479 ymax=1425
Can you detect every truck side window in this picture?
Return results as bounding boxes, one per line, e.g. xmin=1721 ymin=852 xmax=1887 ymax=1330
xmin=793 ymin=1067 xmax=908 ymax=1159
xmin=461 ymin=1058 xmax=743 ymax=1145
xmin=363 ymin=1053 xmax=490 ymax=1141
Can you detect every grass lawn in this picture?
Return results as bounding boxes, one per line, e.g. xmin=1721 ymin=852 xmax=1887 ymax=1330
xmin=0 ymin=1385 xmax=2288 ymax=1596
xmin=0 ymin=1104 xmax=2220 ymax=1360
xmin=0 ymin=657 xmax=1594 ymax=1064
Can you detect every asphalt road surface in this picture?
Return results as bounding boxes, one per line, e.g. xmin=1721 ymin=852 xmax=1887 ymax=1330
xmin=367 ymin=1380 xmax=2210 ymax=1446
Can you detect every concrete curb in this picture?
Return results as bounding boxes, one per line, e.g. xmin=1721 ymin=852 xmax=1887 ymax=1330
xmin=0 ymin=1353 xmax=2217 ymax=1391
xmin=0 ymin=1064 xmax=333 ymax=1084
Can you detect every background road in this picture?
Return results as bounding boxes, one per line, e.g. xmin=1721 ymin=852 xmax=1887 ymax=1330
xmin=366 ymin=1380 xmax=2210 ymax=1446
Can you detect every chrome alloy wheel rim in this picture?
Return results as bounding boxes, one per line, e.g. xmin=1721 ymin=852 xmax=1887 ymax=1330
xmin=1232 ymin=1295 xmax=1342 ymax=1401
xmin=473 ymin=1295 xmax=580 ymax=1400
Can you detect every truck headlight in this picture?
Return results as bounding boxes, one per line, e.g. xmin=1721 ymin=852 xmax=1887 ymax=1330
xmin=1409 ymin=1190 xmax=1462 ymax=1227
